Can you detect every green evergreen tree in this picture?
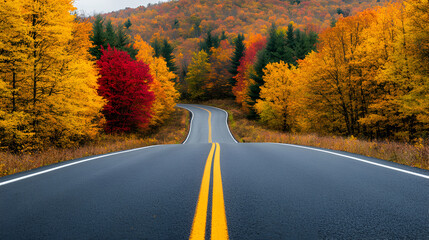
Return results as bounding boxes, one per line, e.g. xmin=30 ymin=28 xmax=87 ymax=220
xmin=286 ymin=23 xmax=295 ymax=50
xmin=248 ymin=23 xmax=279 ymax=111
xmin=247 ymin=23 xmax=317 ymax=117
xmin=247 ymin=49 xmax=269 ymax=118
xmin=172 ymin=18 xmax=179 ymax=29
xmin=89 ymin=15 xmax=105 ymax=59
xmin=115 ymin=24 xmax=128 ymax=48
xmin=201 ymin=31 xmax=213 ymax=53
xmin=104 ymin=20 xmax=116 ymax=48
xmin=284 ymin=23 xmax=297 ymax=64
xmin=124 ymin=19 xmax=132 ymax=29
xmin=229 ymin=33 xmax=245 ymax=86
xmin=220 ymin=31 xmax=227 ymax=41
xmin=151 ymin=38 xmax=162 ymax=58
xmin=161 ymin=38 xmax=176 ymax=72
xmin=116 ymin=24 xmax=137 ymax=59
xmin=294 ymin=29 xmax=318 ymax=60
xmin=200 ymin=30 xmax=219 ymax=55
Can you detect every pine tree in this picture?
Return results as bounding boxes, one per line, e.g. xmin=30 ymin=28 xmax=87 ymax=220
xmin=124 ymin=19 xmax=132 ymax=29
xmin=172 ymin=18 xmax=180 ymax=29
xmin=220 ymin=31 xmax=227 ymax=41
xmin=229 ymin=34 xmax=245 ymax=86
xmin=89 ymin=15 xmax=105 ymax=59
xmin=233 ymin=35 xmax=267 ymax=112
xmin=247 ymin=23 xmax=317 ymax=117
xmin=247 ymin=24 xmax=278 ymax=114
xmin=115 ymin=24 xmax=128 ymax=48
xmin=151 ymin=38 xmax=162 ymax=58
xmin=116 ymin=24 xmax=137 ymax=59
xmin=247 ymin=49 xmax=269 ymax=117
xmin=161 ymin=39 xmax=176 ymax=72
xmin=201 ymin=31 xmax=214 ymax=53
xmin=286 ymin=23 xmax=295 ymax=50
xmin=104 ymin=20 xmax=116 ymax=48
xmin=294 ymin=29 xmax=318 ymax=61
xmin=284 ymin=23 xmax=296 ymax=64
xmin=200 ymin=31 xmax=220 ymax=55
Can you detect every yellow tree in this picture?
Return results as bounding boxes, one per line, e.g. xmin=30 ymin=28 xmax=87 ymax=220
xmin=186 ymin=50 xmax=211 ymax=100
xmin=207 ymin=40 xmax=233 ymax=99
xmin=402 ymin=0 xmax=429 ymax=137
xmin=293 ymin=2 xmax=428 ymax=140
xmin=0 ymin=0 xmax=30 ymax=112
xmin=357 ymin=2 xmax=428 ymax=140
xmin=0 ymin=0 xmax=104 ymax=151
xmin=255 ymin=61 xmax=299 ymax=131
xmin=135 ymin=35 xmax=179 ymax=126
xmin=41 ymin=19 xmax=105 ymax=147
xmin=301 ymin=10 xmax=376 ymax=137
xmin=0 ymin=0 xmax=32 ymax=150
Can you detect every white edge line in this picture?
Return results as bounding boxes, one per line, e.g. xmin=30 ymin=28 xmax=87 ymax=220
xmin=204 ymin=105 xmax=238 ymax=143
xmin=273 ymin=143 xmax=429 ymax=180
xmin=177 ymin=105 xmax=194 ymax=144
xmin=220 ymin=108 xmax=238 ymax=143
xmin=0 ymin=145 xmax=161 ymax=187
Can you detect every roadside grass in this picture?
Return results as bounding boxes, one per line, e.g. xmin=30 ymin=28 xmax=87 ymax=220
xmin=0 ymin=108 xmax=189 ymax=177
xmin=204 ymin=99 xmax=429 ymax=170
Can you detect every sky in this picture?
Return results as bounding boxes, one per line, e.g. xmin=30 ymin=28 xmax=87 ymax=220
xmin=74 ymin=0 xmax=167 ymax=15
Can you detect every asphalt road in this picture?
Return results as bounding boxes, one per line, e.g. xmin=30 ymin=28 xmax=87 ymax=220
xmin=1 ymin=104 xmax=428 ymax=239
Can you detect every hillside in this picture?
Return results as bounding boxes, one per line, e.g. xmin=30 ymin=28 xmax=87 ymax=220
xmin=104 ymin=0 xmax=389 ymax=42
xmin=101 ymin=0 xmax=390 ymax=88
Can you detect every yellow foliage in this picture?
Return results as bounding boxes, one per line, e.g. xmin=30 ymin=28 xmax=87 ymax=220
xmin=148 ymin=57 xmax=179 ymax=126
xmin=134 ymin=35 xmax=179 ymax=126
xmin=185 ymin=50 xmax=211 ymax=100
xmin=255 ymin=61 xmax=301 ymax=131
xmin=288 ymin=2 xmax=428 ymax=140
xmin=0 ymin=0 xmax=104 ymax=151
xmin=134 ymin=35 xmax=155 ymax=63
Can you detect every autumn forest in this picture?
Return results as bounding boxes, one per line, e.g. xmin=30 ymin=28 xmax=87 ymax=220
xmin=0 ymin=0 xmax=428 ymax=154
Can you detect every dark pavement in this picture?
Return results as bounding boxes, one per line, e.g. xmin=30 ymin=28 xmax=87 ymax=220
xmin=1 ymin=104 xmax=428 ymax=239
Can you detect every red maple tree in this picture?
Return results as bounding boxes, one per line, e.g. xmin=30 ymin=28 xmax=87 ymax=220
xmin=97 ymin=46 xmax=155 ymax=133
xmin=232 ymin=35 xmax=267 ymax=109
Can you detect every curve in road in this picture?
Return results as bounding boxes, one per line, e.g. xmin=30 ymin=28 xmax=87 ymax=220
xmin=0 ymin=104 xmax=428 ymax=239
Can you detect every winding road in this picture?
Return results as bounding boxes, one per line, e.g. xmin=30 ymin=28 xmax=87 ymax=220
xmin=1 ymin=104 xmax=428 ymax=239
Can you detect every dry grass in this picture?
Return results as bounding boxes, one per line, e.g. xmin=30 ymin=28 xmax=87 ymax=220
xmin=205 ymin=99 xmax=429 ymax=170
xmin=0 ymin=108 xmax=190 ymax=177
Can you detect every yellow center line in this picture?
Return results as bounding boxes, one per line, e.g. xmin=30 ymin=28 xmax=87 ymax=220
xmin=190 ymin=143 xmax=215 ymax=240
xmin=211 ymin=143 xmax=228 ymax=239
xmin=190 ymin=143 xmax=229 ymax=240
xmin=195 ymin=106 xmax=212 ymax=143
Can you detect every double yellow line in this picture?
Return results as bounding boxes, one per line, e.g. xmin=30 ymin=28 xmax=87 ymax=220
xmin=190 ymin=107 xmax=228 ymax=240
xmin=190 ymin=143 xmax=228 ymax=240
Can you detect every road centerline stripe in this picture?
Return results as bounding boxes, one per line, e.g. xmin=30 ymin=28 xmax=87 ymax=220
xmin=190 ymin=143 xmax=215 ymax=240
xmin=211 ymin=143 xmax=229 ymax=239
xmin=190 ymin=143 xmax=229 ymax=240
xmin=195 ymin=106 xmax=212 ymax=143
